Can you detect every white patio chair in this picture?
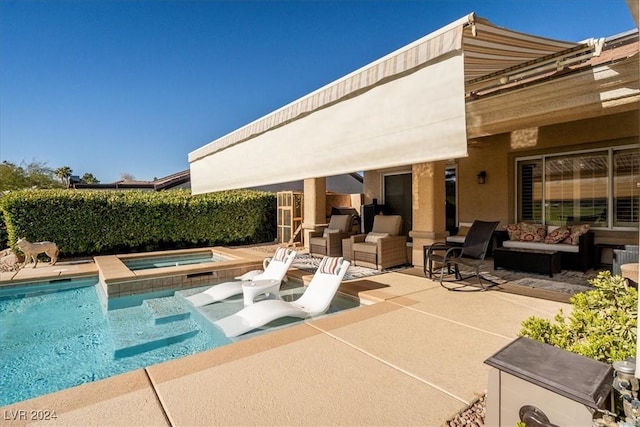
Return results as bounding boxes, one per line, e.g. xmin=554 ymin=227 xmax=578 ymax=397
xmin=214 ymin=256 xmax=350 ymax=337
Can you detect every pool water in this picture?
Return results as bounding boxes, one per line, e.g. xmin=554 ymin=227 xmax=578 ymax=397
xmin=0 ymin=277 xmax=360 ymax=406
xmin=123 ymin=252 xmax=229 ymax=271
xmin=0 ymin=278 xmax=228 ymax=406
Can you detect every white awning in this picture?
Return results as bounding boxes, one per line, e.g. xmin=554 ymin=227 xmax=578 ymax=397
xmin=189 ymin=13 xmax=585 ymax=194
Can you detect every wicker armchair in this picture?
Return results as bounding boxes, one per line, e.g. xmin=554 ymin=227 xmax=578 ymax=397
xmin=349 ymin=215 xmax=407 ymax=271
xmin=308 ymin=215 xmax=354 ymax=257
xmin=613 ymin=245 xmax=639 ymax=276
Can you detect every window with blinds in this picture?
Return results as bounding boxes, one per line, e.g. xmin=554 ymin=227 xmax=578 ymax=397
xmin=517 ymin=160 xmax=542 ymax=223
xmin=516 ymin=145 xmax=639 ymax=230
xmin=614 ymin=148 xmax=640 ymax=227
xmin=544 ymin=152 xmax=608 ymax=227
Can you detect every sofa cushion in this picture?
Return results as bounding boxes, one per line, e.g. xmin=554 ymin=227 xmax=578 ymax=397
xmin=544 ymin=227 xmax=571 ymax=244
xmin=327 ymin=215 xmax=352 ymax=233
xmin=456 ymin=226 xmax=470 ymax=236
xmin=446 ymin=235 xmax=466 ymax=244
xmin=519 ymin=223 xmax=546 ymax=242
xmin=445 ymin=222 xmax=473 ymax=244
xmin=352 ymin=242 xmax=378 ymax=254
xmin=371 ymin=215 xmax=402 ymax=236
xmin=502 ymin=240 xmax=580 ymax=253
xmin=365 ymin=232 xmax=389 ymax=243
xmin=323 ymin=228 xmax=340 ymax=238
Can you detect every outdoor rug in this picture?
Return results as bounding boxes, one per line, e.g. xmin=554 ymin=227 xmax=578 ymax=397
xmin=255 ymin=244 xmax=598 ymax=297
xmin=452 ymin=260 xmax=596 ymax=296
xmin=291 ymin=254 xmax=404 ymax=281
xmin=508 ymin=277 xmax=593 ymax=295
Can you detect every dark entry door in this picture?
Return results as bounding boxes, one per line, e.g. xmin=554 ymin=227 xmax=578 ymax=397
xmin=446 ymin=167 xmax=457 ymax=235
xmin=383 ymin=173 xmax=412 ymax=238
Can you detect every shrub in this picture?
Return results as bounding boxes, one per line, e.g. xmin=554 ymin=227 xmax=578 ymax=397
xmin=520 ymin=271 xmax=637 ymax=364
xmin=0 ymin=189 xmax=276 ymax=256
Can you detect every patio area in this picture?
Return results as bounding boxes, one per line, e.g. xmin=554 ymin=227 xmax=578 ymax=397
xmin=0 ymin=245 xmax=579 ymax=426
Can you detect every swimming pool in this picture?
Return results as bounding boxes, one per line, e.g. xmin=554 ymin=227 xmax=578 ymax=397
xmin=122 ymin=251 xmax=230 ymax=271
xmin=0 ymin=277 xmax=359 ymax=406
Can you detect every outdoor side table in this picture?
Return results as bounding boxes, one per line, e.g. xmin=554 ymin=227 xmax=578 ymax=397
xmin=620 ymin=262 xmax=639 ymax=287
xmin=594 ymin=242 xmax=625 ymax=270
xmin=422 ymin=243 xmax=453 ymax=278
xmin=241 ymin=279 xmax=281 ymax=306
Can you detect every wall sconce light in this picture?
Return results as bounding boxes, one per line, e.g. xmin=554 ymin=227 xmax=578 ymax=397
xmin=477 ymin=171 xmax=487 ymax=184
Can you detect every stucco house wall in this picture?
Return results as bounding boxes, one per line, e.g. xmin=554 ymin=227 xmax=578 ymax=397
xmin=360 ymin=108 xmax=638 ymax=267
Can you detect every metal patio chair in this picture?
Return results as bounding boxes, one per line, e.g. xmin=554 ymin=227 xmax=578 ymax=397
xmin=425 ymin=220 xmax=500 ymax=291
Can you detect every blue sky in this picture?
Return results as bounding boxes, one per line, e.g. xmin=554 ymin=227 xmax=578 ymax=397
xmin=0 ymin=1 xmax=636 ymax=183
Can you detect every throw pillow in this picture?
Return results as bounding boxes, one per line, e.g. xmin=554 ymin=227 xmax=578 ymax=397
xmin=563 ymin=224 xmax=590 ymax=245
xmin=506 ymin=223 xmax=521 ymax=241
xmin=322 ymin=228 xmax=340 ymax=238
xmin=365 ymin=232 xmax=390 ymax=243
xmin=273 ymin=247 xmax=288 ymax=262
xmin=572 ymin=224 xmax=590 ymax=235
xmin=318 ymin=256 xmax=343 ymax=275
xmin=457 ymin=226 xmax=470 ymax=236
xmin=519 ymin=223 xmax=546 ymax=242
xmin=544 ymin=227 xmax=570 ymax=244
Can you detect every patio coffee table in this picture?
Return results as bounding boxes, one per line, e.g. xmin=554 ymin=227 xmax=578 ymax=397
xmin=493 ymin=247 xmax=561 ymax=278
xmin=241 ymin=279 xmax=281 ymax=306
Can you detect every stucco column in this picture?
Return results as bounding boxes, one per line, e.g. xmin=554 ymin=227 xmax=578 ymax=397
xmin=302 ymin=177 xmax=326 ymax=249
xmin=409 ymin=162 xmax=448 ymax=268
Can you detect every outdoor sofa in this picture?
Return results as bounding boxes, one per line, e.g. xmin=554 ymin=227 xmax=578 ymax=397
xmin=500 ymin=223 xmax=594 ymax=272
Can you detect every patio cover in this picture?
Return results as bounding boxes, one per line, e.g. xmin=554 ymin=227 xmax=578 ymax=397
xmin=189 ymin=13 xmax=584 ymax=194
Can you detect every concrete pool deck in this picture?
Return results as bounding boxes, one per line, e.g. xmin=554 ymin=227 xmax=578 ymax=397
xmin=0 ymin=246 xmax=572 ymax=426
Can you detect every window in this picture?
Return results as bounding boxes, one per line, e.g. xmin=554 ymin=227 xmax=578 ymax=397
xmin=544 ymin=152 xmax=608 ymax=227
xmin=516 ymin=145 xmax=639 ymax=229
xmin=614 ymin=148 xmax=640 ymax=227
xmin=518 ymin=160 xmax=542 ymax=223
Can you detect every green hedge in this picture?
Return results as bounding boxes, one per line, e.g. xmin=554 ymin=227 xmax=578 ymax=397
xmin=0 ymin=189 xmax=276 ymax=256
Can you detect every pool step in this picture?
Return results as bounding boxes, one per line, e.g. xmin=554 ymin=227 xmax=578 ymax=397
xmin=114 ymin=330 xmax=199 ymax=359
xmin=108 ymin=295 xmax=200 ymax=357
xmin=141 ymin=296 xmax=192 ymax=324
xmin=110 ymin=316 xmax=199 ymax=357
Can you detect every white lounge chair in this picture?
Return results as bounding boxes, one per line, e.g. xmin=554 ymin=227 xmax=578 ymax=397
xmin=184 ymin=248 xmax=297 ymax=307
xmin=214 ymin=256 xmax=350 ymax=337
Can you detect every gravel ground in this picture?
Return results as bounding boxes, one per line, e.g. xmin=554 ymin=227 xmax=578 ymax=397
xmin=446 ymin=394 xmax=486 ymax=427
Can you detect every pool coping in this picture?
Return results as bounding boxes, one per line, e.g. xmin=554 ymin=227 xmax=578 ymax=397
xmin=94 ymin=246 xmax=267 ymax=299
xmin=0 ymin=246 xmax=374 ymax=303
